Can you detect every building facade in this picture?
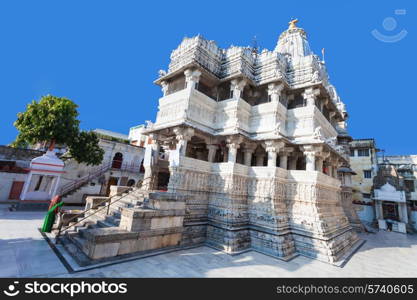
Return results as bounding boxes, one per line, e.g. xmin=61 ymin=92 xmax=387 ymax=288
xmin=350 ymin=139 xmax=417 ymax=232
xmin=141 ymin=20 xmax=361 ymax=264
xmin=0 ymin=129 xmax=146 ymax=204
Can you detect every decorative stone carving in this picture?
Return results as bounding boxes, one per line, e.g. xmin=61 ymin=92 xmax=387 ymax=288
xmin=230 ymin=79 xmax=247 ymax=99
xmin=302 ymin=87 xmax=320 ymax=106
xmin=267 ymin=82 xmax=284 ymax=102
xmin=184 ymin=69 xmax=202 ymax=89
xmin=158 ymin=69 xmax=167 ymax=77
xmin=160 ymin=81 xmax=169 ymax=96
xmin=313 ymin=126 xmax=324 ymax=141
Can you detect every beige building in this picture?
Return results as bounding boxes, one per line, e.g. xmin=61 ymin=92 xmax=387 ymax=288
xmin=349 ymin=139 xmax=417 ymax=232
xmin=350 ymin=139 xmax=378 ymax=201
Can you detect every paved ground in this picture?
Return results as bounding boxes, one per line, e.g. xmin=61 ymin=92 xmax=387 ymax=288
xmin=1 ymin=204 xmax=417 ymax=278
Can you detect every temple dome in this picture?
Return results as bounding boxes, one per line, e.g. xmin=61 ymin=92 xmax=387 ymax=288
xmin=275 ymin=19 xmax=312 ymax=58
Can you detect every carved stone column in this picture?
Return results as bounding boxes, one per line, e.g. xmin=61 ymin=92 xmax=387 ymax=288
xmin=316 ymin=156 xmax=324 ymax=172
xmin=184 ymin=69 xmax=202 ymax=89
xmin=222 ymin=148 xmax=228 ymax=162
xmin=302 ymin=145 xmax=317 ymax=171
xmin=267 ymin=82 xmax=284 ymax=103
xmin=315 ymin=151 xmax=329 ymax=173
xmin=265 ymin=141 xmax=284 ymax=167
xmin=242 ymin=143 xmax=257 ymax=166
xmin=206 ymin=144 xmax=218 ymax=163
xmin=142 ymin=133 xmax=160 ymax=191
xmin=279 ymin=147 xmax=293 ymax=170
xmin=227 ymin=142 xmax=239 ymax=163
xmin=230 ymin=79 xmax=246 ymax=99
xmin=173 ymin=127 xmax=194 ymax=157
xmin=331 ymin=158 xmax=341 ymax=178
xmin=302 ymin=87 xmax=320 ymax=107
xmin=160 ymin=81 xmax=169 ymax=96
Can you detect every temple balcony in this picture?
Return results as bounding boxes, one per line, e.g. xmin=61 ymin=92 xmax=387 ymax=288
xmin=168 ymin=156 xmax=341 ymax=192
xmin=287 ymin=105 xmax=338 ymax=142
xmin=154 ymin=87 xmax=289 ymax=138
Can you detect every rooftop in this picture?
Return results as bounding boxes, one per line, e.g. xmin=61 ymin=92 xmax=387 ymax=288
xmin=93 ymin=129 xmax=129 ymax=141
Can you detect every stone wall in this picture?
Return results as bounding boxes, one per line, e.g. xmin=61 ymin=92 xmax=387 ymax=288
xmin=167 ymin=157 xmax=359 ymax=264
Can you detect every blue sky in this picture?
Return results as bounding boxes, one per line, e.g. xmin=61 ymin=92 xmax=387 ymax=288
xmin=0 ymin=0 xmax=415 ymax=155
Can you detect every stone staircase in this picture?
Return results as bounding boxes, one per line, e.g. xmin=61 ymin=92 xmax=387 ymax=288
xmin=54 ymin=187 xmax=186 ymax=266
xmin=55 ymin=188 xmax=150 ymax=265
xmin=60 ymin=163 xmax=112 ymax=200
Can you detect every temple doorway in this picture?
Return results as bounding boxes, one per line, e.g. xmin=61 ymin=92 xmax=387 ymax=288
xmin=382 ymin=201 xmax=400 ymax=221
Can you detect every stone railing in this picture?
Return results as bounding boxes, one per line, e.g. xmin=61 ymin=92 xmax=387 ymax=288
xmin=155 ymin=88 xmax=190 ymax=129
xmin=313 ymin=106 xmax=338 ymax=138
xmin=173 ymin=157 xmax=340 ymax=192
xmin=287 ymin=170 xmax=341 ymax=190
xmin=154 ymin=88 xmax=289 ymax=137
xmin=286 ymin=105 xmax=337 ymax=141
xmin=154 ymin=86 xmax=337 ymax=142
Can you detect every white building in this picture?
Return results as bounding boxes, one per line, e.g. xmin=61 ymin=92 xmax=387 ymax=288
xmin=0 ymin=129 xmax=146 ymax=206
xmin=140 ymin=20 xmax=361 ymax=264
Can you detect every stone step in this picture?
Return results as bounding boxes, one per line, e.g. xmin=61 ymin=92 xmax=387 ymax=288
xmin=96 ymin=219 xmax=117 ymax=228
xmin=58 ymin=235 xmax=91 ymax=267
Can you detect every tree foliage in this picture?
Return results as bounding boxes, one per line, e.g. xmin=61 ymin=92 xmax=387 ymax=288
xmin=65 ymin=131 xmax=105 ymax=166
xmin=14 ymin=95 xmax=79 ymax=147
xmin=12 ymin=95 xmax=104 ymax=166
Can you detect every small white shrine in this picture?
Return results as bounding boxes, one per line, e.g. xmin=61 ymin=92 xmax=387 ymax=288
xmin=374 ymin=182 xmax=408 ymax=233
xmin=20 ymin=150 xmax=65 ymax=201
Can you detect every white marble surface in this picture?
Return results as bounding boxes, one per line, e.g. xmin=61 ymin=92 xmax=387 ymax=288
xmin=1 ymin=204 xmax=417 ymax=278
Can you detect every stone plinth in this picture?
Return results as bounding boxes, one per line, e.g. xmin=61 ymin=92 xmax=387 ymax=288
xmin=73 ymin=192 xmax=186 ymax=260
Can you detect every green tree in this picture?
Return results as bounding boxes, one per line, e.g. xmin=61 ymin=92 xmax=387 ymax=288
xmin=12 ymin=95 xmax=104 ymax=166
xmin=64 ymin=130 xmax=104 ymax=166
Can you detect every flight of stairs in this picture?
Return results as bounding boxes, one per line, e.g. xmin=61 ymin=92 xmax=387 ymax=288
xmin=55 ymin=188 xmax=150 ymax=266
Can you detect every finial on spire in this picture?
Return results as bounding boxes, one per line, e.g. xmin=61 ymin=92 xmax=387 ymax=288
xmin=251 ymin=35 xmax=259 ymax=55
xmin=288 ymin=18 xmax=298 ymax=29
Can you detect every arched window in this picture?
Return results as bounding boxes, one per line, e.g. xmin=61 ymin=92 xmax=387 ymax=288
xmin=112 ymin=152 xmax=123 ymax=169
xmin=127 ymin=179 xmax=135 ymax=187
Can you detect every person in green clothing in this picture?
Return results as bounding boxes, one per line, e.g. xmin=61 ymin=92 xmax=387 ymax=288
xmin=41 ymin=197 xmax=64 ymax=233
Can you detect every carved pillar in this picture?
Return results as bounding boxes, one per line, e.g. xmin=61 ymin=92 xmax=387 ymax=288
xmin=302 ymin=87 xmax=320 ymax=107
xmin=222 ymin=148 xmax=228 ymax=162
xmin=279 ymin=148 xmax=293 ymax=170
xmin=207 ymin=144 xmax=218 ymax=163
xmin=160 ymin=81 xmax=169 ymax=96
xmin=326 ymin=161 xmax=333 ymax=177
xmin=142 ymin=134 xmax=160 ymax=191
xmin=184 ymin=69 xmax=202 ymax=89
xmin=230 ymin=79 xmax=246 ymax=99
xmin=242 ymin=144 xmax=257 ymax=166
xmin=267 ymin=82 xmax=284 ymax=103
xmin=265 ymin=141 xmax=284 ymax=167
xmin=315 ymin=151 xmax=329 ymax=173
xmin=302 ymin=145 xmax=317 ymax=171
xmin=173 ymin=127 xmax=194 ymax=157
xmin=227 ymin=142 xmax=240 ymax=163
xmin=331 ymin=158 xmax=341 ymax=178
xmin=316 ymin=156 xmax=324 ymax=173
